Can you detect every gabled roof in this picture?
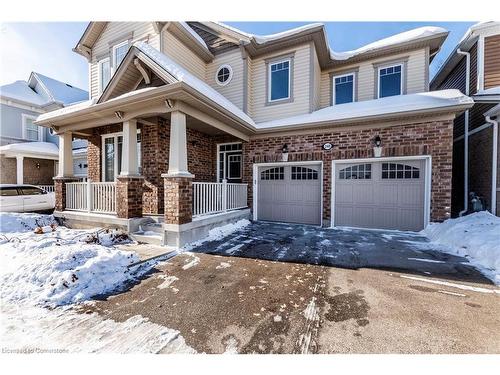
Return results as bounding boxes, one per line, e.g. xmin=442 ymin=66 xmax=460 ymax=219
xmin=201 ymin=22 xmax=448 ymax=68
xmin=431 ymin=22 xmax=500 ymax=89
xmin=37 ymin=43 xmax=472 ymax=134
xmin=0 ymin=72 xmax=88 ymax=109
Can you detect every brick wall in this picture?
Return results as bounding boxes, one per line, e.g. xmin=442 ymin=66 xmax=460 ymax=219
xmin=164 ymin=176 xmax=193 ymax=224
xmin=243 ymin=119 xmax=454 ymax=223
xmin=0 ymin=156 xmax=16 ymax=183
xmin=0 ymin=156 xmax=55 ymax=184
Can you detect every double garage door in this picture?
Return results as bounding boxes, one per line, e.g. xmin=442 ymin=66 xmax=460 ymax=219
xmin=257 ymin=159 xmax=427 ymax=231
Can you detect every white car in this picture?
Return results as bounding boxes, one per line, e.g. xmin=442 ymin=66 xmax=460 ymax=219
xmin=0 ymin=184 xmax=55 ymax=213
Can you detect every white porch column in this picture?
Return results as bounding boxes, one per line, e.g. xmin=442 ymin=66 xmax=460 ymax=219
xmin=58 ymin=132 xmax=74 ymax=177
xmin=167 ymin=110 xmax=193 ymax=177
xmin=16 ymin=156 xmax=24 ymax=184
xmin=120 ymin=119 xmax=139 ymax=176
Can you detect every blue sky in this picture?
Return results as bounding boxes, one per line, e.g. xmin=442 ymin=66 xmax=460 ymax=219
xmin=0 ymin=22 xmax=475 ymax=92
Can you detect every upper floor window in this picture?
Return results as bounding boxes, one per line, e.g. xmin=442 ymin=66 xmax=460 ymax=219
xmin=98 ymin=57 xmax=111 ymax=93
xmin=216 ymin=64 xmax=233 ymax=86
xmin=268 ymin=59 xmax=291 ymax=102
xmin=333 ymin=73 xmax=355 ymax=105
xmin=378 ymin=64 xmax=402 ymax=98
xmin=113 ymin=41 xmax=129 ymax=69
xmin=22 ymin=115 xmax=42 ymax=141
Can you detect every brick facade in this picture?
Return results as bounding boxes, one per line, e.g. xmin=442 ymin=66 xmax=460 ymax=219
xmin=243 ymin=119 xmax=454 ymax=223
xmin=0 ymin=156 xmax=55 ymax=184
xmin=54 ymin=177 xmax=79 ymax=211
xmin=116 ymin=176 xmax=144 ymax=218
xmin=163 ymin=176 xmax=193 ymax=224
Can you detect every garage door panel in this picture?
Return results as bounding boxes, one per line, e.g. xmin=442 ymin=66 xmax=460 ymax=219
xmin=334 ymin=159 xmax=426 ymax=231
xmin=258 ymin=164 xmax=321 ymax=225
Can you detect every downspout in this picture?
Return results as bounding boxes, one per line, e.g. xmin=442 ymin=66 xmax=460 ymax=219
xmin=486 ymin=115 xmax=498 ymax=215
xmin=457 ymin=48 xmax=470 ymax=216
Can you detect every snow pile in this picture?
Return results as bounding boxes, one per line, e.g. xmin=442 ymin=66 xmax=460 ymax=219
xmin=330 ymin=26 xmax=447 ymax=61
xmin=184 ymin=219 xmax=251 ymax=251
xmin=0 ymin=141 xmax=59 ymax=157
xmin=423 ymin=212 xmax=500 ymax=284
xmin=0 ymin=213 xmax=140 ymax=306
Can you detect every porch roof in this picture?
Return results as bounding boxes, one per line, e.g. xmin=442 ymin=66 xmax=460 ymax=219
xmin=0 ymin=141 xmax=59 ymax=160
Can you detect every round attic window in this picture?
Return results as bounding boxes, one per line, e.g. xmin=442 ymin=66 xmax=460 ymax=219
xmin=215 ymin=64 xmax=233 ymax=86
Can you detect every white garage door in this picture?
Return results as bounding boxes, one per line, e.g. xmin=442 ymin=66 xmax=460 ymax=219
xmin=257 ymin=164 xmax=322 ymax=225
xmin=334 ymin=159 xmax=426 ymax=231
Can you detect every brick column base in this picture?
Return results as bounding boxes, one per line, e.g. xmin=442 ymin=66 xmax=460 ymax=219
xmin=53 ymin=177 xmax=79 ymax=211
xmin=116 ymin=176 xmax=144 ymax=219
xmin=163 ymin=174 xmax=194 ymax=225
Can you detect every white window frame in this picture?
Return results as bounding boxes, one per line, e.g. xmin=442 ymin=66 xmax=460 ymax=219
xmin=227 ymin=154 xmax=242 ymax=179
xmin=101 ymin=130 xmax=141 ymax=181
xmin=377 ymin=63 xmax=403 ymax=99
xmin=112 ymin=40 xmax=129 ymax=72
xmin=216 ymin=142 xmax=242 ymax=182
xmin=332 ymin=72 xmax=356 ymax=105
xmin=98 ymin=57 xmax=111 ymax=94
xmin=215 ymin=64 xmax=233 ymax=86
xmin=268 ymin=58 xmax=291 ymax=102
xmin=22 ymin=114 xmax=43 ymax=141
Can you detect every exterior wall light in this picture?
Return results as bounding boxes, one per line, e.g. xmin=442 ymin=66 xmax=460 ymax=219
xmin=282 ymin=144 xmax=289 ymax=162
xmin=373 ymin=135 xmax=382 ymax=158
xmin=36 ymin=162 xmax=40 ymax=169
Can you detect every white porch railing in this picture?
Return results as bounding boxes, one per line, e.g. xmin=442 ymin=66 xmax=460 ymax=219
xmin=37 ymin=185 xmax=55 ymax=193
xmin=193 ymin=181 xmax=247 ymax=216
xmin=66 ymin=181 xmax=116 ymax=215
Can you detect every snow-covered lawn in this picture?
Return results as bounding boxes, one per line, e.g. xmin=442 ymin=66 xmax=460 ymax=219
xmin=0 ymin=212 xmax=197 ymax=353
xmin=0 ymin=212 xmax=249 ymax=353
xmin=422 ymin=212 xmax=500 ymax=284
xmin=0 ymin=212 xmax=140 ymax=306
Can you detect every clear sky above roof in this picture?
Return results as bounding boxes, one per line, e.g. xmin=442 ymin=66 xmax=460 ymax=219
xmin=0 ymin=21 xmax=475 ymax=91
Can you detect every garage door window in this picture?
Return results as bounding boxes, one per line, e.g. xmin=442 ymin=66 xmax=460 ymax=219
xmin=339 ymin=164 xmax=371 ymax=180
xmin=382 ymin=163 xmax=419 ymax=179
xmin=291 ymin=166 xmax=318 ymax=180
xmin=261 ymin=167 xmax=284 ymax=180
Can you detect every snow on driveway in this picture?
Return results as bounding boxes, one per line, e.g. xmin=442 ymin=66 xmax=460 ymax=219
xmin=422 ymin=211 xmax=500 ymax=284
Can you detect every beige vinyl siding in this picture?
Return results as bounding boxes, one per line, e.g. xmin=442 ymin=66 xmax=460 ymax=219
xmin=89 ymin=22 xmax=159 ymax=98
xmin=206 ymin=50 xmax=244 ymax=110
xmin=247 ymin=57 xmax=254 ymax=117
xmin=320 ymin=48 xmax=428 ymax=109
xmin=312 ymin=47 xmax=321 ymax=111
xmin=162 ymin=30 xmax=206 ymax=80
xmin=251 ymin=44 xmax=312 ymax=123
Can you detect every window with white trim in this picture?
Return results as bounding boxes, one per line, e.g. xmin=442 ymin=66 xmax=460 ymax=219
xmin=102 ymin=131 xmax=142 ymax=182
xmin=216 ymin=65 xmax=233 ymax=86
xmin=381 ymin=163 xmax=420 ymax=179
xmin=339 ymin=164 xmax=372 ymax=180
xmin=261 ymin=167 xmax=284 ymax=180
xmin=98 ymin=57 xmax=111 ymax=93
xmin=291 ymin=166 xmax=318 ymax=180
xmin=268 ymin=59 xmax=291 ymax=102
xmin=113 ymin=41 xmax=129 ymax=70
xmin=22 ymin=115 xmax=42 ymax=141
xmin=378 ymin=64 xmax=402 ymax=98
xmin=333 ymin=73 xmax=355 ymax=105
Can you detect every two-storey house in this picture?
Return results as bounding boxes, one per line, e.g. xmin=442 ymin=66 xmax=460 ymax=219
xmin=36 ymin=22 xmax=473 ymax=246
xmin=431 ymin=22 xmax=500 ymax=217
xmin=0 ymin=72 xmax=89 ymax=186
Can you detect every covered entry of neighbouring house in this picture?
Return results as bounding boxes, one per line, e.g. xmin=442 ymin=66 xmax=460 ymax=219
xmin=255 ymin=163 xmax=322 ymax=225
xmin=333 ymin=157 xmax=429 ymax=231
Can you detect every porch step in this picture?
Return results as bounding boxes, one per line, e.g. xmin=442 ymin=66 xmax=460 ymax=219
xmin=130 ymin=232 xmax=164 ymax=246
xmin=140 ymin=222 xmax=163 ymax=234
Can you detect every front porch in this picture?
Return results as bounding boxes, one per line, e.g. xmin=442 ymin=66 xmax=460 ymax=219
xmin=52 ymin=107 xmax=250 ymax=247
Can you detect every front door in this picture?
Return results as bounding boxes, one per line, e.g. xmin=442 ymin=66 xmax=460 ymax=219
xmin=218 ymin=143 xmax=243 ymax=183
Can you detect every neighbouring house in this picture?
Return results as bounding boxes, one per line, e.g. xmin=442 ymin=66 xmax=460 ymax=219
xmin=0 ymin=72 xmax=89 ymax=188
xmin=431 ymin=22 xmax=500 ymax=217
xmin=35 ymin=22 xmax=473 ymax=246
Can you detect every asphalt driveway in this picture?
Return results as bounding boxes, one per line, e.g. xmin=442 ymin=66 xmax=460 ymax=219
xmin=190 ymin=221 xmax=491 ymax=284
xmin=83 ymin=221 xmax=499 ymax=353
